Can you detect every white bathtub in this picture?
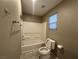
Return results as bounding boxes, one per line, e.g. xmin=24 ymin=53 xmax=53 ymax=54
xmin=21 ymin=42 xmax=44 ymax=53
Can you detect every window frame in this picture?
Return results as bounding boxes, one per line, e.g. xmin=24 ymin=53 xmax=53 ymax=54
xmin=48 ymin=13 xmax=58 ymax=31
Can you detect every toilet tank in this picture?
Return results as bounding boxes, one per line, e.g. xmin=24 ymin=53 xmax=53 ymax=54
xmin=46 ymin=38 xmax=56 ymax=49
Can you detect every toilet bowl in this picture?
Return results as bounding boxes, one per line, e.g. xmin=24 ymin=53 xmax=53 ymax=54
xmin=39 ymin=47 xmax=50 ymax=55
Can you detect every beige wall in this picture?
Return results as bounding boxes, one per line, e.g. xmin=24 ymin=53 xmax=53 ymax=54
xmin=0 ymin=0 xmax=21 ymax=59
xmin=42 ymin=0 xmax=78 ymax=59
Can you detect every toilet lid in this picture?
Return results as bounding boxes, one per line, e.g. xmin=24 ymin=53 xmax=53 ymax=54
xmin=45 ymin=38 xmax=51 ymax=49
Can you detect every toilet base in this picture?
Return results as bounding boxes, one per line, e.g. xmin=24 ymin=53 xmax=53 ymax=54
xmin=39 ymin=55 xmax=50 ymax=59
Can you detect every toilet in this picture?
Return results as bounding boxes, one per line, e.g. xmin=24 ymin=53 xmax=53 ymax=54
xmin=38 ymin=38 xmax=56 ymax=59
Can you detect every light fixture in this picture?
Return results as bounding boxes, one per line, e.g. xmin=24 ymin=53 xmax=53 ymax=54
xmin=32 ymin=0 xmax=36 ymax=15
xmin=41 ymin=5 xmax=46 ymax=8
xmin=32 ymin=0 xmax=36 ymax=2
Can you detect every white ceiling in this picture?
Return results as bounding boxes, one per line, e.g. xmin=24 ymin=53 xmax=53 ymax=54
xmin=22 ymin=0 xmax=62 ymax=16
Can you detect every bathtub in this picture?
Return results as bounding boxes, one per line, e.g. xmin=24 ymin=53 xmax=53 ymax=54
xmin=21 ymin=41 xmax=44 ymax=52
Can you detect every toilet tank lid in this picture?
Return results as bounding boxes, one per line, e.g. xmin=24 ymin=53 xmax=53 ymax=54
xmin=46 ymin=38 xmax=55 ymax=42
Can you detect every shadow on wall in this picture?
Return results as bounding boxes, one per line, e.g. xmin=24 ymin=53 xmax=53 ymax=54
xmin=21 ymin=14 xmax=42 ymax=23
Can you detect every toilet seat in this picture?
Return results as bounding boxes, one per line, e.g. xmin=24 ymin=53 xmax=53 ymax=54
xmin=39 ymin=47 xmax=50 ymax=55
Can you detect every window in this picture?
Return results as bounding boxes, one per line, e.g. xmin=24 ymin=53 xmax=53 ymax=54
xmin=49 ymin=14 xmax=58 ymax=30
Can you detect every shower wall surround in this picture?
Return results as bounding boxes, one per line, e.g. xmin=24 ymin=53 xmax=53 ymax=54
xmin=21 ymin=15 xmax=44 ymax=46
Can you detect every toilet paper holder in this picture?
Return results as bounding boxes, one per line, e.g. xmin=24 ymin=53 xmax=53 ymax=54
xmin=57 ymin=45 xmax=64 ymax=55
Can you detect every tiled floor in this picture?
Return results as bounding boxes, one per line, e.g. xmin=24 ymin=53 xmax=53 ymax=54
xmin=21 ymin=47 xmax=58 ymax=59
xmin=50 ymin=54 xmax=59 ymax=59
xmin=20 ymin=52 xmax=58 ymax=59
xmin=20 ymin=48 xmax=39 ymax=59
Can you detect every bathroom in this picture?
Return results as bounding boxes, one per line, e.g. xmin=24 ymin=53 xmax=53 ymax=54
xmin=0 ymin=0 xmax=78 ymax=59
